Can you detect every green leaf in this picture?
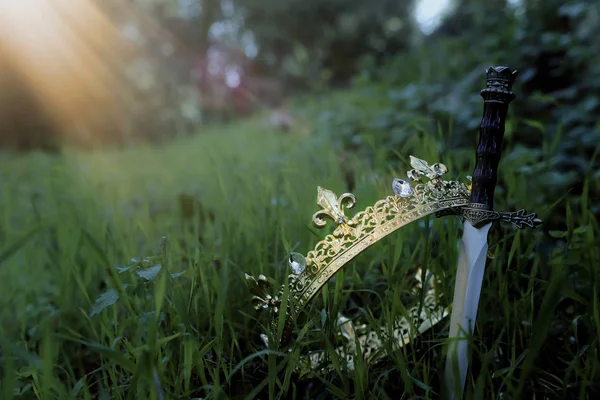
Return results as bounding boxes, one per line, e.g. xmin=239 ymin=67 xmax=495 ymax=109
xmin=117 ymin=265 xmax=134 ymax=273
xmin=315 ymin=374 xmax=349 ymax=399
xmin=70 ymin=377 xmax=86 ymax=397
xmin=170 ymin=270 xmax=187 ymax=278
xmin=548 ymin=230 xmax=568 ymax=238
xmin=530 ymin=92 xmax=561 ymax=106
xmin=523 ymin=119 xmax=546 ymax=134
xmin=0 ymin=223 xmax=47 ymax=266
xmin=139 ymin=311 xmax=165 ymax=328
xmin=154 ymin=266 xmax=167 ymax=314
xmin=57 ymin=335 xmax=136 ymax=372
xmin=567 ymin=202 xmax=574 ymax=241
xmin=90 ymin=288 xmax=120 ymax=316
xmin=136 ymin=265 xmax=162 ymax=281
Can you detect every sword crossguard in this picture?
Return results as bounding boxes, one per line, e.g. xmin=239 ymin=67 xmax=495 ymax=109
xmin=498 ymin=209 xmax=543 ymax=229
xmin=460 ymin=205 xmax=542 ymax=229
xmin=436 ymin=205 xmax=542 ymax=229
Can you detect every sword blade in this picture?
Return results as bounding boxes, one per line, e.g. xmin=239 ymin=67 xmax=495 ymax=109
xmin=444 ymin=221 xmax=492 ymax=399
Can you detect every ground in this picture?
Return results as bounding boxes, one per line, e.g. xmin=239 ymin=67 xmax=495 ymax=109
xmin=1 ymin=91 xmax=599 ymax=399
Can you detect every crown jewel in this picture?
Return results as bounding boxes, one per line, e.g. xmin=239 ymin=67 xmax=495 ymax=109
xmin=288 ymin=252 xmax=306 ymax=275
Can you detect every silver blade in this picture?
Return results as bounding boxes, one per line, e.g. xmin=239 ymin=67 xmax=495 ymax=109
xmin=444 ymin=221 xmax=492 ymax=399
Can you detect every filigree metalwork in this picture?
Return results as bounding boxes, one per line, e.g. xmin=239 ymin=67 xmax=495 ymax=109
xmin=297 ymin=175 xmax=469 ymax=313
xmin=245 ymin=155 xmax=541 ymax=351
xmin=245 ymin=274 xmax=280 ymax=312
xmin=499 ymin=209 xmax=542 ymax=228
xmin=306 ymin=269 xmax=448 ymax=371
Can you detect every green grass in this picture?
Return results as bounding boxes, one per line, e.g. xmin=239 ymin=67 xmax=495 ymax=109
xmin=1 ymin=98 xmax=599 ymax=399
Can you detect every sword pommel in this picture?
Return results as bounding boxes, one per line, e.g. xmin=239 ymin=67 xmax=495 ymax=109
xmin=481 ymin=66 xmax=518 ymax=103
xmin=468 ymin=66 xmax=518 ymax=213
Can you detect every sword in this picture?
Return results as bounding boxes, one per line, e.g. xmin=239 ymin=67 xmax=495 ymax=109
xmin=443 ymin=66 xmax=542 ymax=398
xmin=243 ymin=65 xmax=542 ymax=388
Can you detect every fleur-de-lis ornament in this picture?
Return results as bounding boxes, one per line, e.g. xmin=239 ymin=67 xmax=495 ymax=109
xmin=312 ymin=187 xmax=357 ymax=235
xmin=408 ymin=155 xmax=448 ymax=184
xmin=245 ymin=273 xmax=280 ymax=312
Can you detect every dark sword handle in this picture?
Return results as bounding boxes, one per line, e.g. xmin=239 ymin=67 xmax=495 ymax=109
xmin=469 ymin=66 xmax=518 ymax=210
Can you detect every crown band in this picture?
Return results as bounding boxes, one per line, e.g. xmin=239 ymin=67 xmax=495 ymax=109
xmin=296 ymin=192 xmax=469 ymax=309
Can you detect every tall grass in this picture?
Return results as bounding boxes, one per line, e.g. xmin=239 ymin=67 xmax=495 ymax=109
xmin=0 ymin=106 xmax=598 ymax=399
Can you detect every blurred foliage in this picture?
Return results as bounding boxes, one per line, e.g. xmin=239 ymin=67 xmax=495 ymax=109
xmin=302 ymin=0 xmax=600 ymax=231
xmin=2 ymin=0 xmax=600 ymax=160
xmin=237 ymin=0 xmax=416 ymax=89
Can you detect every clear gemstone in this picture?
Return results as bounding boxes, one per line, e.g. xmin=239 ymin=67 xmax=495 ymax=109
xmin=432 ymin=163 xmax=448 ymax=176
xmin=260 ymin=333 xmax=269 ymax=347
xmin=288 ymin=252 xmax=306 ymax=275
xmin=392 ymin=179 xmax=413 ymax=197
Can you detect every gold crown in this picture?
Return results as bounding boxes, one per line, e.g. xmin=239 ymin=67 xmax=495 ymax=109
xmin=245 ymin=155 xmax=472 ymax=348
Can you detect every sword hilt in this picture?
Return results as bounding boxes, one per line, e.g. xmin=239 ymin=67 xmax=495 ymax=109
xmin=459 ymin=66 xmax=542 ymax=228
xmin=469 ymin=66 xmax=518 ymax=210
